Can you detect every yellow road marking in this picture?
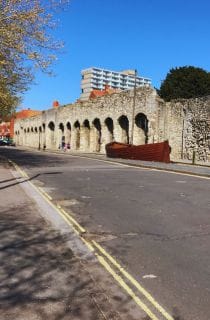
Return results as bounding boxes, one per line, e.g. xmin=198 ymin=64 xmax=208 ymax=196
xmin=92 ymin=241 xmax=174 ymax=320
xmin=27 ymin=180 xmax=82 ymax=237
xmin=59 ymin=207 xmax=86 ymax=234
xmin=9 ymin=160 xmax=29 ymax=178
xmin=38 ymin=187 xmax=52 ymax=200
xmin=96 ymin=253 xmax=159 ymax=320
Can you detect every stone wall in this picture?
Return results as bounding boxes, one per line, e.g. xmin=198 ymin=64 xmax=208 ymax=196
xmin=168 ymin=96 xmax=210 ymax=161
xmin=14 ymin=88 xmax=210 ymax=162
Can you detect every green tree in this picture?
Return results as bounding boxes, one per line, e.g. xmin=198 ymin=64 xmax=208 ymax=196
xmin=158 ymin=66 xmax=210 ymax=101
xmin=0 ymin=0 xmax=68 ymax=117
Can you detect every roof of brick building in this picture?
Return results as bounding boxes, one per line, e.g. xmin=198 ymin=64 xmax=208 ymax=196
xmin=89 ymin=85 xmax=120 ymax=99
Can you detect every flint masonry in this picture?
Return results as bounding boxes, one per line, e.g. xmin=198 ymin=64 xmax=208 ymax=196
xmin=14 ymin=87 xmax=210 ymax=162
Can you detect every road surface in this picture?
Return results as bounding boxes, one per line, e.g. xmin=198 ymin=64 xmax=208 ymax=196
xmin=2 ymin=147 xmax=210 ymax=320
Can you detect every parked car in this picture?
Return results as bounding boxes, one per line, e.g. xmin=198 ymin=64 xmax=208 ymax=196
xmin=0 ymin=139 xmax=15 ymax=146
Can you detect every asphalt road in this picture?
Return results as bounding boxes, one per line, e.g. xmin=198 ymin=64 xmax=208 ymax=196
xmin=2 ymin=147 xmax=210 ymax=320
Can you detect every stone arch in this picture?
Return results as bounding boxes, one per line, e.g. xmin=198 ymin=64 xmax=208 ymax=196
xmin=73 ymin=120 xmax=80 ymax=150
xmin=42 ymin=123 xmax=46 ymax=149
xmin=66 ymin=122 xmax=71 ymax=148
xmin=23 ymin=128 xmax=27 ymax=145
xmin=58 ymin=122 xmax=65 ymax=148
xmin=38 ymin=126 xmax=42 ymax=150
xmin=15 ymin=131 xmax=19 ymax=145
xmin=104 ymin=117 xmax=114 ymax=144
xmin=59 ymin=123 xmax=64 ymax=131
xmin=134 ymin=113 xmax=148 ymax=144
xmin=90 ymin=118 xmax=101 ymax=152
xmin=25 ymin=127 xmax=30 ymax=145
xmin=118 ymin=115 xmax=129 ymax=143
xmin=81 ymin=119 xmax=90 ymax=151
xmin=47 ymin=121 xmax=55 ymax=149
xmin=33 ymin=127 xmax=38 ymax=148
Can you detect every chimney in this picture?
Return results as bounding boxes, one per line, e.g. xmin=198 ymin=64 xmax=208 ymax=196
xmin=53 ymin=101 xmax=59 ymax=108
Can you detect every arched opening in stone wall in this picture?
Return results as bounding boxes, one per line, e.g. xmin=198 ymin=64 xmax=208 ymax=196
xmin=59 ymin=122 xmax=65 ymax=148
xmin=74 ymin=121 xmax=80 ymax=150
xmin=118 ymin=115 xmax=129 ymax=143
xmin=23 ymin=128 xmax=26 ymax=145
xmin=33 ymin=127 xmax=38 ymax=148
xmin=92 ymin=118 xmax=101 ymax=152
xmin=66 ymin=122 xmax=71 ymax=148
xmin=48 ymin=121 xmax=55 ymax=149
xmin=134 ymin=113 xmax=148 ymax=145
xmin=38 ymin=126 xmax=42 ymax=150
xmin=104 ymin=117 xmax=114 ymax=144
xmin=81 ymin=119 xmax=90 ymax=151
xmin=26 ymin=128 xmax=30 ymax=145
xmin=15 ymin=131 xmax=18 ymax=145
xmin=48 ymin=122 xmax=55 ymax=131
xmin=18 ymin=131 xmax=20 ymax=144
xmin=42 ymin=123 xmax=46 ymax=149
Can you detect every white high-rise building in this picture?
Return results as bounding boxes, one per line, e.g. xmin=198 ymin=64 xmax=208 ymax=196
xmin=80 ymin=67 xmax=152 ymax=100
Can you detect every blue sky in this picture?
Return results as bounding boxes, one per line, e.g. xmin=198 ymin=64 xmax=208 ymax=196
xmin=20 ymin=0 xmax=210 ymax=111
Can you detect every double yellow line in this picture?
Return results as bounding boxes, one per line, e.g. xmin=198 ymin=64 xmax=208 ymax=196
xmin=51 ymin=206 xmax=174 ymax=320
xmin=11 ymin=160 xmax=174 ymax=320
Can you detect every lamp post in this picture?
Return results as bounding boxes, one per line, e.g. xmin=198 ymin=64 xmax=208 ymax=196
xmin=130 ymin=69 xmax=137 ymax=145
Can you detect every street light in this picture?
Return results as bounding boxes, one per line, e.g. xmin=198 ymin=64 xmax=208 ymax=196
xmin=130 ymin=69 xmax=137 ymax=145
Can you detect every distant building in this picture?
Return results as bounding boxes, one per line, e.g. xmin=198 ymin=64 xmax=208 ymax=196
xmin=0 ymin=122 xmax=10 ymax=139
xmin=80 ymin=67 xmax=151 ymax=101
xmin=0 ymin=109 xmax=41 ymax=139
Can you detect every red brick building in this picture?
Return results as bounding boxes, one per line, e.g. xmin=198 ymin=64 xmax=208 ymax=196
xmin=0 ymin=109 xmax=41 ymax=139
xmin=89 ymin=85 xmax=120 ymax=99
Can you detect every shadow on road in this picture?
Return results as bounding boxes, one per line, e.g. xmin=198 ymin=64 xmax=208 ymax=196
xmin=0 ymin=148 xmax=69 ymax=168
xmin=0 ymin=172 xmax=62 ymax=191
xmin=0 ymin=206 xmax=102 ymax=320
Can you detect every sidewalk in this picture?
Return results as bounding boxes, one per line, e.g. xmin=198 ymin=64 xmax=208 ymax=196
xmin=0 ymin=156 xmax=126 ymax=320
